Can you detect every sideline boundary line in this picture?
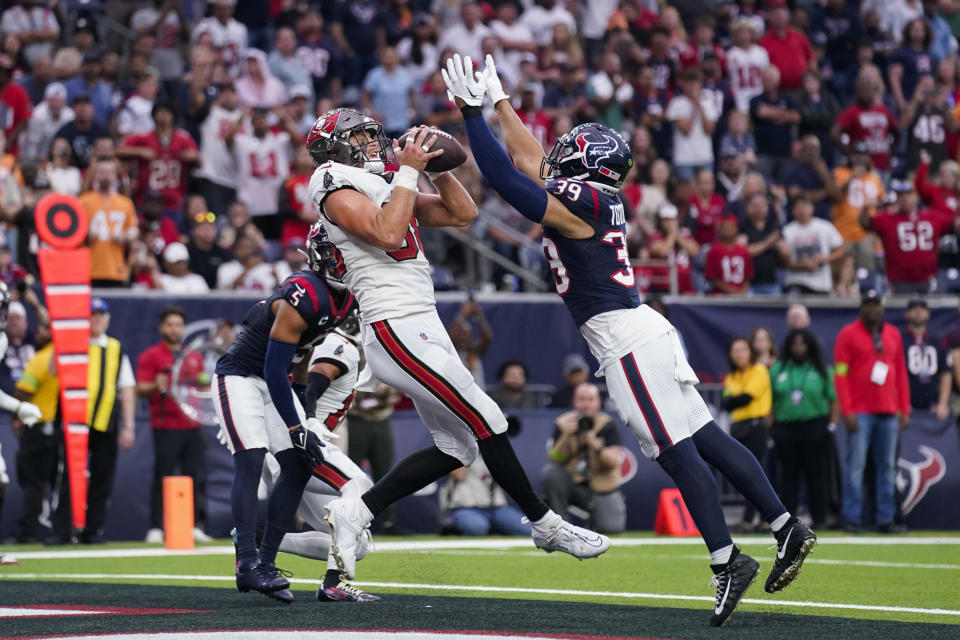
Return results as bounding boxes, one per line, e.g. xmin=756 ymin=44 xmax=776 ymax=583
xmin=6 ymin=536 xmax=960 ymax=560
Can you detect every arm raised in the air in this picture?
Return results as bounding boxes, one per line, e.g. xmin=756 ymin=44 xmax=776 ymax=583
xmin=325 ymin=127 xmax=444 ymax=249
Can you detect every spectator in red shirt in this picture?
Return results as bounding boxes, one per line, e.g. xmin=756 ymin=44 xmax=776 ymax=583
xmin=759 ymin=0 xmax=814 ymax=92
xmin=139 ymin=189 xmax=180 ymax=259
xmin=0 ymin=53 xmax=31 ymax=154
xmin=705 ymin=215 xmax=754 ymax=294
xmin=135 ymin=306 xmax=207 ymax=544
xmin=117 ymin=101 xmax=199 ymax=228
xmin=834 ymin=290 xmax=911 ymax=533
xmin=690 ymin=168 xmax=725 ymax=245
xmin=278 ymin=147 xmax=318 ymax=248
xmin=914 ymin=148 xmax=960 ymax=217
xmin=832 ymin=68 xmax=899 ymax=177
xmin=861 ymin=179 xmax=958 ymax=294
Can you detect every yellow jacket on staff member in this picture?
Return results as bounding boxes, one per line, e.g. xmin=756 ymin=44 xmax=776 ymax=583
xmin=723 ymin=362 xmax=772 ymax=422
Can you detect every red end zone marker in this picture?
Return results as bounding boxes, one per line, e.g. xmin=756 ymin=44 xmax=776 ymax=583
xmin=35 ymin=193 xmax=91 ymax=532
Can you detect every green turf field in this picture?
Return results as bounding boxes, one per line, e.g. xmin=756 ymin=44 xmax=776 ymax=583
xmin=1 ymin=533 xmax=959 ymax=638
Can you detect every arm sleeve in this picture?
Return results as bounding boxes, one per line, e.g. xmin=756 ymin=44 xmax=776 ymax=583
xmin=461 ymin=106 xmax=548 ymax=223
xmin=834 ymin=331 xmax=853 ymax=415
xmin=303 ymin=372 xmax=332 ymax=419
xmin=263 ymin=338 xmax=302 ymax=428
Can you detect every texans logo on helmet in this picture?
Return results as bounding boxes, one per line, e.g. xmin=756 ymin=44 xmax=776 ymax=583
xmin=575 ymin=130 xmax=621 ymax=170
xmin=896 ymin=445 xmax=946 ymax=514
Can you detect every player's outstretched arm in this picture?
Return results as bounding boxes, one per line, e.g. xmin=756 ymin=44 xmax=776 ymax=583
xmin=325 ymin=127 xmax=444 ymax=249
xmin=481 ymin=55 xmax=547 ymax=184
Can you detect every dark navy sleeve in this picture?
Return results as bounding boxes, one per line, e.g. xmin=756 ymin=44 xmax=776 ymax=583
xmin=545 ymin=178 xmax=601 ymax=224
xmin=278 ymin=272 xmax=327 ymax=321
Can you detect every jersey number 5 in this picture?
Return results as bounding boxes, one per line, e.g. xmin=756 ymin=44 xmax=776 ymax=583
xmin=387 ymin=217 xmax=425 ymax=262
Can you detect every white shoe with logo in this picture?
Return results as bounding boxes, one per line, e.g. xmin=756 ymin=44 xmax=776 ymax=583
xmin=323 ymin=498 xmax=372 ymax=579
xmin=530 ymin=511 xmax=610 ymax=559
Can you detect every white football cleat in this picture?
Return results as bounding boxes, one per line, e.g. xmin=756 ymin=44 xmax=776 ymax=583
xmin=144 ymin=528 xmax=164 ymax=544
xmin=193 ymin=527 xmax=213 ymax=543
xmin=323 ymin=498 xmax=371 ymax=579
xmin=531 ymin=512 xmax=610 ymax=559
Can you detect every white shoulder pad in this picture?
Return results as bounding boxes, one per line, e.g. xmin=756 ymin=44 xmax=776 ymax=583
xmin=310 ymin=333 xmax=360 ymax=373
xmin=308 ymin=161 xmax=397 ymax=209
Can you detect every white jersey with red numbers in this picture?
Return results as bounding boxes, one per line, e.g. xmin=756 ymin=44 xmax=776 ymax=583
xmin=233 ymin=130 xmax=292 ymax=216
xmin=309 ymin=161 xmax=435 ymax=324
xmin=726 ymin=44 xmax=769 ymax=112
xmin=310 ymin=332 xmax=361 ymax=432
xmin=195 ymin=17 xmax=248 ymax=77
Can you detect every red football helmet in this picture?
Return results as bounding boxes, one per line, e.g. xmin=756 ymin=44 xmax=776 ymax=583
xmin=306 ymin=108 xmax=392 ymax=168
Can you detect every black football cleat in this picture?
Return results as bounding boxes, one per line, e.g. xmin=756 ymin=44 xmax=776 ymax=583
xmin=765 ymin=517 xmax=818 ymax=593
xmin=709 ymin=546 xmax=760 ymax=627
xmin=236 ymin=561 xmax=294 ymax=603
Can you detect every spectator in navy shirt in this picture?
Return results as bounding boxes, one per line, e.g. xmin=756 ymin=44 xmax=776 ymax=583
xmin=633 ymin=64 xmax=671 ymax=160
xmin=810 ymin=0 xmax=863 ymax=90
xmin=331 ymin=0 xmax=385 ymax=91
xmin=782 ymin=136 xmax=839 ymax=221
xmin=750 ymin=66 xmax=800 ymax=183
xmin=901 ymin=296 xmax=950 ymax=419
xmin=738 ymin=192 xmax=784 ymax=295
xmin=52 ymin=93 xmax=108 ymax=168
xmin=889 ymin=18 xmax=937 ymax=114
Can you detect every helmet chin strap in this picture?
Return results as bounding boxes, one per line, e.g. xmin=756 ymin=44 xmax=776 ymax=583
xmin=363 ymin=160 xmax=385 ymax=174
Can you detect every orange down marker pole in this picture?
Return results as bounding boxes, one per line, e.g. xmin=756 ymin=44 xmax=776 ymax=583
xmin=35 ymin=193 xmax=91 ymax=531
xmin=163 ymin=476 xmax=195 ymax=550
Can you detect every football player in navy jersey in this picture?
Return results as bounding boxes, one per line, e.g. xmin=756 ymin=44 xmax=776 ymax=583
xmin=212 ymin=226 xmax=357 ymax=603
xmin=444 ymin=54 xmax=818 ymax=627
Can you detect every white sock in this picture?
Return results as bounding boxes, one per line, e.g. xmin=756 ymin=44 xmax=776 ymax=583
xmin=770 ymin=512 xmax=791 ymax=533
xmin=358 ymin=499 xmax=374 ymax=524
xmin=710 ymin=543 xmax=734 ymax=566
xmin=279 ymin=531 xmax=331 ymax=561
xmin=327 ymin=552 xmax=339 ymax=572
xmin=531 ymin=509 xmax=557 ymax=528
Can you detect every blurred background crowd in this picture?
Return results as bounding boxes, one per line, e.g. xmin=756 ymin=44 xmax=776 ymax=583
xmin=7 ymin=0 xmax=960 ymax=296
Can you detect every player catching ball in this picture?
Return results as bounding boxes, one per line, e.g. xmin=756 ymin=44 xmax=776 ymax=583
xmin=304 ymin=108 xmax=610 ymax=582
xmin=443 ymin=54 xmax=817 ymax=627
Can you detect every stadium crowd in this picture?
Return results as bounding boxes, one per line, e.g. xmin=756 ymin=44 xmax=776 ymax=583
xmin=3 ymin=0 xmax=960 ymax=295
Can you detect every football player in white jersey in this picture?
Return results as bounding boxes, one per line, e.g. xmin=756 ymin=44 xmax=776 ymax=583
xmin=726 ymin=19 xmax=770 ymax=112
xmin=0 ymin=282 xmax=42 ymax=560
xmin=305 ymin=108 xmax=610 ymax=580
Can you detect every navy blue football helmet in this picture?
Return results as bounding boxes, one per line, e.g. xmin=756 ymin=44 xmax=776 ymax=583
xmin=304 ymin=222 xmax=347 ymax=290
xmin=540 ymin=123 xmax=633 ymax=195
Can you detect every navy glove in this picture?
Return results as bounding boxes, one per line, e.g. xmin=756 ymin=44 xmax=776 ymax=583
xmin=288 ymin=424 xmax=326 ymax=467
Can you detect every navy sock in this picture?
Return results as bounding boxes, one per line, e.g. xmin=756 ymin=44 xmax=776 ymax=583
xmin=259 ymin=449 xmax=312 ymax=567
xmin=362 ymin=446 xmax=462 ymax=517
xmin=323 ymin=568 xmax=341 ymax=589
xmin=231 ymin=448 xmax=266 ymax=567
xmin=478 ymin=432 xmax=549 ymax=522
xmin=656 ymin=438 xmax=733 ymax=553
xmin=692 ymin=422 xmax=787 ymax=523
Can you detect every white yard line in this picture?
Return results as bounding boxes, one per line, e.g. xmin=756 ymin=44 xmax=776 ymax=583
xmin=666 ymin=554 xmax=960 ymax=570
xmin=1 ymin=572 xmax=958 ymax=617
xmin=6 ymin=536 xmax=960 ymax=560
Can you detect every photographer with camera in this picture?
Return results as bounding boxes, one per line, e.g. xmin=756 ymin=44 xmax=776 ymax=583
xmin=540 ymin=383 xmax=626 ymax=534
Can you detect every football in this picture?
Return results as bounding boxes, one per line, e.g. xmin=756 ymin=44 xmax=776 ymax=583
xmin=397 ymin=126 xmax=467 ymax=173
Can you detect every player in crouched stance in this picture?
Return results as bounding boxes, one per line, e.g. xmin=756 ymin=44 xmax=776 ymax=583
xmin=255 ymin=310 xmax=379 ymax=602
xmin=212 ymin=231 xmax=360 ymax=603
xmin=304 ymin=108 xmax=610 ymax=582
xmin=443 ymin=54 xmax=816 ymax=627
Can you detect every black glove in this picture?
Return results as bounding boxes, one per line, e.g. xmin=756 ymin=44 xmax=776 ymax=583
xmin=288 ymin=424 xmax=326 ymax=467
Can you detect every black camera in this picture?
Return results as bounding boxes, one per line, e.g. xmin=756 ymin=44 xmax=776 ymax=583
xmin=577 ymin=416 xmax=593 ymax=433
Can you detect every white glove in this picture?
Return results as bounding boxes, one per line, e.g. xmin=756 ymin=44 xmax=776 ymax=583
xmin=482 ymin=54 xmax=509 ymax=105
xmin=17 ymin=401 xmax=42 ymax=427
xmin=306 ymin=417 xmax=340 ymax=442
xmin=442 ymin=54 xmax=487 ymax=107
